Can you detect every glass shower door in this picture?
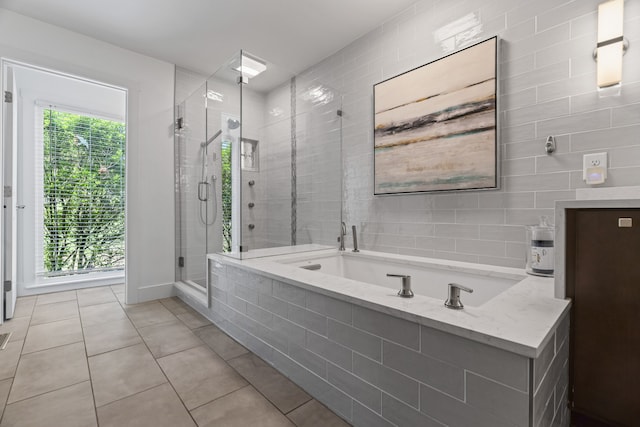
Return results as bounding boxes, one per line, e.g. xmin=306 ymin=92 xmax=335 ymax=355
xmin=175 ymin=82 xmax=210 ymax=288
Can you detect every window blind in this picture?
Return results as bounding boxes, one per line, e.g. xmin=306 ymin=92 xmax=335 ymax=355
xmin=35 ymin=106 xmax=126 ymax=276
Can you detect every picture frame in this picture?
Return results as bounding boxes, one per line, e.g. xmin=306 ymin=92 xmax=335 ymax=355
xmin=373 ymin=36 xmax=499 ymax=195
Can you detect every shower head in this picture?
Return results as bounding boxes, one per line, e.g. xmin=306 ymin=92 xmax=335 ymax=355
xmin=201 ymin=129 xmax=222 ymax=148
xmin=227 ymin=118 xmax=240 ymax=129
xmin=201 ymin=118 xmax=240 ymax=149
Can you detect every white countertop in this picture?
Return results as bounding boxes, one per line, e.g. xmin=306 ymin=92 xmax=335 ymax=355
xmin=210 ymin=246 xmax=571 ymax=358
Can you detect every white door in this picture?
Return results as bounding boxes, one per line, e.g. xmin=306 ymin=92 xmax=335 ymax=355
xmin=2 ymin=62 xmax=18 ymax=320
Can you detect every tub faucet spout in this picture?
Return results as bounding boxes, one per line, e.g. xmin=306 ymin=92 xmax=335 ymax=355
xmin=339 ymin=222 xmax=346 ymax=251
xmin=352 ymin=225 xmax=360 ymax=252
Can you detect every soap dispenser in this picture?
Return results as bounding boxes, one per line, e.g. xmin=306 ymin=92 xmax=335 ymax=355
xmin=526 ymin=216 xmax=555 ymax=277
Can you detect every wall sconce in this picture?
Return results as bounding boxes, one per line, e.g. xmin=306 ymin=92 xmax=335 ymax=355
xmin=594 ymin=0 xmax=629 ymax=89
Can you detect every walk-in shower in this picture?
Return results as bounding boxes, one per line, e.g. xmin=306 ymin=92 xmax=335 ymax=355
xmin=174 ymin=50 xmax=343 ymax=293
xmin=197 ymin=118 xmax=241 ymax=226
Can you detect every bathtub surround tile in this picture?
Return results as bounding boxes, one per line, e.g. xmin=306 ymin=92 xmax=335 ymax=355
xmin=533 ymin=335 xmax=556 ymax=392
xmin=9 ymin=342 xmax=89 ymax=404
xmin=327 ymin=363 xmax=381 ymax=413
xmin=201 ymin=256 xmax=569 ymax=426
xmin=306 ymin=331 xmax=353 ymax=371
xmin=83 ymin=318 xmax=142 ymax=356
xmin=466 ymin=372 xmax=529 ymax=426
xmin=352 ymin=400 xmax=396 ymax=427
xmin=383 ymin=340 xmax=464 ymax=399
xmin=234 ymin=283 xmax=259 ymax=305
xmin=158 ymin=345 xmax=247 ymax=410
xmin=273 ymin=281 xmax=307 ymax=306
xmin=306 ymin=292 xmax=352 ymax=324
xmin=22 ymin=317 xmax=83 ymax=354
xmin=271 ymin=314 xmax=307 ymax=347
xmin=258 ymin=293 xmax=289 ymax=318
xmin=191 ymin=385 xmax=296 ymax=427
xmin=289 ymin=343 xmax=327 ymax=378
xmin=1 ymin=381 xmax=97 ymax=427
xmin=381 ymin=393 xmax=444 ymax=427
xmin=96 ymin=383 xmax=195 ymax=427
xmin=533 ymin=339 xmax=569 ymax=426
xmin=137 ymin=320 xmax=203 ymax=358
xmin=245 ymin=302 xmax=273 ymax=328
xmin=353 ymin=353 xmax=419 ymax=408
xmin=420 ymin=326 xmax=529 ymax=392
xmin=30 ymin=300 xmax=79 ymax=325
xmin=419 ymin=384 xmax=512 ymax=427
xmin=228 ymin=352 xmax=311 ymax=414
xmin=79 ymin=301 xmax=128 ymax=326
xmin=353 ymin=306 xmax=419 ymax=350
xmin=288 ymin=304 xmax=327 ymax=336
xmin=88 ymin=343 xmax=166 ymax=407
xmin=77 ymin=287 xmax=117 ymax=307
xmin=327 ymin=319 xmax=382 ymax=362
xmin=287 ymin=399 xmax=350 ymax=427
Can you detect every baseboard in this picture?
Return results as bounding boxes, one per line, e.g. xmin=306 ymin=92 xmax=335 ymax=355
xmin=136 ymin=282 xmax=176 ymax=303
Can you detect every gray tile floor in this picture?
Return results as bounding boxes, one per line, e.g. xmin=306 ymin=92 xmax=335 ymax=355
xmin=0 ymin=286 xmax=350 ymax=426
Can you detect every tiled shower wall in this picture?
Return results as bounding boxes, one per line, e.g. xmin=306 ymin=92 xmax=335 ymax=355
xmin=296 ymin=0 xmax=640 ymax=268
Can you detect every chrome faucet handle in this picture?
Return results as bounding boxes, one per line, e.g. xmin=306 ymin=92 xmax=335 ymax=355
xmin=387 ymin=274 xmax=413 ymax=298
xmin=444 ymin=283 xmax=473 ymax=309
xmin=338 ymin=222 xmax=347 ymax=251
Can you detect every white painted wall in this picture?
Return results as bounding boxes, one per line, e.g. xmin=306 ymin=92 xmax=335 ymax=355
xmin=0 ymin=8 xmax=175 ymax=303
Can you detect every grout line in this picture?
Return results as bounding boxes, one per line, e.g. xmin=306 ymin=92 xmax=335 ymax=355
xmin=3 ymin=379 xmax=89 ymax=407
xmin=119 ymin=293 xmax=200 ymax=427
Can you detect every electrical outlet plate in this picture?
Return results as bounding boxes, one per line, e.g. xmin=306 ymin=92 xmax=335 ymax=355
xmin=582 ymin=152 xmax=607 ymax=181
xmin=583 ymin=152 xmax=608 ymax=184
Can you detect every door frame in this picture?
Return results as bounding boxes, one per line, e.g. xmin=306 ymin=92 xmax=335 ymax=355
xmin=1 ymin=58 xmax=129 ymax=302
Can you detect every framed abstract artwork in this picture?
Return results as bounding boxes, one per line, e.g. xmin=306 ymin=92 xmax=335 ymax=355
xmin=373 ymin=36 xmax=499 ymax=195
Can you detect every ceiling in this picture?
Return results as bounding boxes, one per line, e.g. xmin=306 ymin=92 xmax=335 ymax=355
xmin=0 ymin=0 xmax=417 ymax=82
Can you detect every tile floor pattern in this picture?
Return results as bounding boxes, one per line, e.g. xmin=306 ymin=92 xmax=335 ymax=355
xmin=0 ymin=286 xmax=351 ymax=427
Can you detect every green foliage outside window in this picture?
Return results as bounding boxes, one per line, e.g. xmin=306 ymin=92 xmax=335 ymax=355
xmin=220 ymin=142 xmax=232 ymax=252
xmin=43 ymin=109 xmax=126 ymax=274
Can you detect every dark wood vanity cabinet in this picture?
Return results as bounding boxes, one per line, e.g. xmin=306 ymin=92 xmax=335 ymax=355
xmin=565 ymin=209 xmax=640 ymax=426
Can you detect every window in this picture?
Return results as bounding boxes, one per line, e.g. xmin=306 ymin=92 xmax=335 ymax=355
xmin=35 ymin=107 xmax=126 ymax=277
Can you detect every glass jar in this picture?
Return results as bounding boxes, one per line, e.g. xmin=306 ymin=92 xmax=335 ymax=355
xmin=526 ymin=216 xmax=554 ymax=277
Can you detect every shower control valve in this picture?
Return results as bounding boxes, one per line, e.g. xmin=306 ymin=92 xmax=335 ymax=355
xmin=248 ymin=202 xmax=255 ymax=208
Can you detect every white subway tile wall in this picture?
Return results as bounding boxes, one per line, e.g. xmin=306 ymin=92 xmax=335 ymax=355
xmin=293 ymin=0 xmax=640 ymax=268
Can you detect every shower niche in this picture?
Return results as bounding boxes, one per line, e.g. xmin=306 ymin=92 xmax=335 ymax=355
xmin=241 ymin=138 xmax=259 ymax=171
xmin=174 ymin=50 xmax=343 ymax=291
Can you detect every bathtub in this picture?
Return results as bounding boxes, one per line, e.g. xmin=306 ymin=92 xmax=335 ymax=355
xmin=277 ymin=251 xmax=523 ymax=307
xmin=194 ymin=247 xmax=571 ymax=427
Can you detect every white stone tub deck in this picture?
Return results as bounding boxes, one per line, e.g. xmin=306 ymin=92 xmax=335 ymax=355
xmin=177 ymin=246 xmax=571 ymax=427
